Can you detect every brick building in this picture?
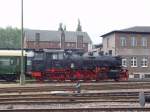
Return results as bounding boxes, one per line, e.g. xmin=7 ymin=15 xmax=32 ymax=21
xmin=24 ymin=22 xmax=92 ymax=52
xmin=101 ymin=26 xmax=150 ymax=79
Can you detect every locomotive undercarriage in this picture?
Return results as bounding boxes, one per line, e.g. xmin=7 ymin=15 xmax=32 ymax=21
xmin=31 ymin=67 xmax=128 ymax=82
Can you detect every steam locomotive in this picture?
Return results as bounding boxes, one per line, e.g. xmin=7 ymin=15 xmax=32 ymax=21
xmin=31 ymin=49 xmax=128 ymax=81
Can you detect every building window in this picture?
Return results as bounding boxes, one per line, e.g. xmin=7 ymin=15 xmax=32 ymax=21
xmin=83 ymin=44 xmax=86 ymax=47
xmin=134 ymin=74 xmax=140 ymax=78
xmin=144 ymin=74 xmax=150 ymax=78
xmin=131 ymin=37 xmax=137 ymax=47
xmin=141 ymin=57 xmax=148 ymax=67
xmin=108 ymin=50 xmax=112 ymax=55
xmin=131 ymin=57 xmax=137 ymax=67
xmin=99 ymin=51 xmax=104 ymax=55
xmin=35 ymin=33 xmax=40 ymax=42
xmin=122 ymin=58 xmax=127 ymax=67
xmin=77 ymin=35 xmax=83 ymax=48
xmin=107 ymin=38 xmax=109 ymax=48
xmin=66 ymin=43 xmax=70 ymax=47
xmin=70 ymin=43 xmax=73 ymax=47
xmin=141 ymin=37 xmax=147 ymax=47
xmin=120 ymin=37 xmax=126 ymax=47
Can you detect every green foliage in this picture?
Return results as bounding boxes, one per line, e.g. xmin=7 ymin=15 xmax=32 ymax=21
xmin=0 ymin=27 xmax=21 ymax=48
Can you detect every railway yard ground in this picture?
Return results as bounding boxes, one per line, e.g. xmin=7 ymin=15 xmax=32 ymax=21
xmin=0 ymin=81 xmax=149 ymax=111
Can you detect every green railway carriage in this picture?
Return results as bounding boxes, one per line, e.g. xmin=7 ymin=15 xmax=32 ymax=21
xmin=0 ymin=50 xmax=27 ymax=81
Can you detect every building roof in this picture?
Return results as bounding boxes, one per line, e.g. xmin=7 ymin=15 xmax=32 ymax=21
xmin=101 ymin=26 xmax=150 ymax=37
xmin=25 ymin=29 xmax=92 ymax=44
xmin=0 ymin=50 xmax=26 ymax=56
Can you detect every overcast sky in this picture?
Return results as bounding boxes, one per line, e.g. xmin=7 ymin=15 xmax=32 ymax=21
xmin=0 ymin=0 xmax=150 ymax=44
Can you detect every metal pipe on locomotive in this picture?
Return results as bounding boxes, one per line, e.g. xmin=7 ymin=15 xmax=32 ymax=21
xmin=31 ymin=49 xmax=128 ymax=82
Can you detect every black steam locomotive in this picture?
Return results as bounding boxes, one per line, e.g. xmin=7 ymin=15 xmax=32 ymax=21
xmin=31 ymin=49 xmax=128 ymax=82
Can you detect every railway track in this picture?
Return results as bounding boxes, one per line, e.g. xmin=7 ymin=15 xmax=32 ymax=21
xmin=0 ymin=95 xmax=139 ymax=102
xmin=0 ymin=91 xmax=144 ymax=107
xmin=0 ymin=107 xmax=150 ymax=112
xmin=0 ymin=81 xmax=150 ymax=93
xmin=16 ymin=79 xmax=150 ymax=84
xmin=0 ymin=93 xmax=143 ymax=111
xmin=0 ymin=99 xmax=139 ymax=104
xmin=0 ymin=89 xmax=149 ymax=99
xmin=0 ymin=82 xmax=149 ymax=111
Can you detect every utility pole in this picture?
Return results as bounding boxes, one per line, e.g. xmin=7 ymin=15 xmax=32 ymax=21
xmin=20 ymin=0 xmax=25 ymax=85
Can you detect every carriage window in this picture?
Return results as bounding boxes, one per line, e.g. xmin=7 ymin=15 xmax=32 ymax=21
xmin=0 ymin=58 xmax=10 ymax=66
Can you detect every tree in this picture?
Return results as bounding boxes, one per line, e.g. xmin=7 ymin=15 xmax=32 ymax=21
xmin=0 ymin=27 xmax=21 ymax=49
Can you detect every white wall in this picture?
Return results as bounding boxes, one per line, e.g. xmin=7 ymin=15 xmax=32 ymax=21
xmin=102 ymin=33 xmax=116 ymax=55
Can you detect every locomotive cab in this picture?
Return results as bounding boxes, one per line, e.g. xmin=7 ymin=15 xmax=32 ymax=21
xmin=31 ymin=50 xmax=45 ymax=80
xmin=43 ymin=49 xmax=66 ymax=81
